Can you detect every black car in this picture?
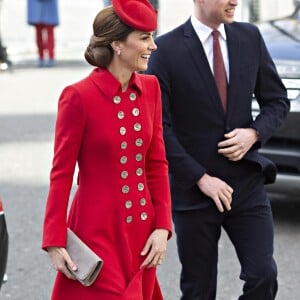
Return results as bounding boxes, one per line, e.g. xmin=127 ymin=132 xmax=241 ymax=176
xmin=0 ymin=198 xmax=8 ymax=290
xmin=253 ymin=2 xmax=300 ymax=198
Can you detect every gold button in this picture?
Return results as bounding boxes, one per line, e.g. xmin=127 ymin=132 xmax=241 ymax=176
xmin=126 ymin=216 xmax=133 ymax=223
xmin=122 ymin=185 xmax=130 ymax=194
xmin=134 ymin=123 xmax=142 ymax=131
xmin=135 ymin=153 xmax=143 ymax=161
xmin=120 ymin=156 xmax=128 ymax=164
xmin=129 ymin=93 xmax=137 ymax=101
xmin=113 ymin=96 xmax=121 ymax=104
xmin=140 ymin=212 xmax=148 ymax=221
xmin=125 ymin=200 xmax=132 ymax=209
xmin=132 ymin=108 xmax=140 ymax=116
xmin=120 ymin=141 xmax=127 ymax=150
xmin=121 ymin=171 xmax=128 ymax=179
xmin=140 ymin=198 xmax=147 ymax=206
xmin=117 ymin=111 xmax=125 ymax=119
xmin=135 ymin=138 xmax=143 ymax=147
xmin=137 ymin=183 xmax=144 ymax=191
xmin=120 ymin=127 xmax=126 ymax=135
xmin=136 ymin=168 xmax=143 ymax=176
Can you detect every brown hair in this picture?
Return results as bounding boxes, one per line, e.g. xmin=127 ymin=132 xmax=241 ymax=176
xmin=84 ymin=6 xmax=134 ymax=68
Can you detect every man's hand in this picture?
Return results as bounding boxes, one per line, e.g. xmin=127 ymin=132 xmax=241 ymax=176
xmin=218 ymin=128 xmax=258 ymax=161
xmin=197 ymin=173 xmax=233 ymax=212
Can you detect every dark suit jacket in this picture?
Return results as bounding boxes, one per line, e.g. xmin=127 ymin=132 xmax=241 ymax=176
xmin=147 ymin=19 xmax=290 ymax=211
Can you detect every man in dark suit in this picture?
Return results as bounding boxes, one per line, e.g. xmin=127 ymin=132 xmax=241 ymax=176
xmin=147 ymin=0 xmax=290 ymax=299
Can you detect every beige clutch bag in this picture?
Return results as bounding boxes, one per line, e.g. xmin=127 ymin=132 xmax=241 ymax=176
xmin=66 ymin=228 xmax=103 ymax=286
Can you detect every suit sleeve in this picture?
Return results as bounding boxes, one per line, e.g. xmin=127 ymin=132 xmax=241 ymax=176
xmin=250 ymin=27 xmax=290 ymax=145
xmin=145 ymin=77 xmax=172 ymax=237
xmin=147 ymin=42 xmax=206 ymax=189
xmin=42 ymin=86 xmax=86 ymax=250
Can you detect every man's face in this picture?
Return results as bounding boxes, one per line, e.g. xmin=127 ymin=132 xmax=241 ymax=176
xmin=197 ymin=0 xmax=238 ymax=29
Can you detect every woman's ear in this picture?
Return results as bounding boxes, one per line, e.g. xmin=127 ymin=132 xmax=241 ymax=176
xmin=111 ymin=41 xmax=122 ymax=56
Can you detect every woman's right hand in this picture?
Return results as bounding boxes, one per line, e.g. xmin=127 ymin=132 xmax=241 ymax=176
xmin=47 ymin=247 xmax=78 ymax=280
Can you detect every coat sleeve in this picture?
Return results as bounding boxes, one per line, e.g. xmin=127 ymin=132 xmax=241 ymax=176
xmin=42 ymin=86 xmax=86 ymax=250
xmin=144 ymin=77 xmax=172 ymax=237
xmin=250 ymin=26 xmax=290 ymax=145
xmin=147 ymin=38 xmax=207 ymax=190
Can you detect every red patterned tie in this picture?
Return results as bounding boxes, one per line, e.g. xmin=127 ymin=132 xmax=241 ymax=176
xmin=212 ymin=30 xmax=227 ymax=112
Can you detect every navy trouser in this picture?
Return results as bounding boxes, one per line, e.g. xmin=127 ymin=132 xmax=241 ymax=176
xmin=173 ymin=190 xmax=278 ymax=300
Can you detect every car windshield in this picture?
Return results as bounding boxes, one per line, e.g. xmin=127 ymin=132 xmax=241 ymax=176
xmin=271 ymin=5 xmax=300 ymax=41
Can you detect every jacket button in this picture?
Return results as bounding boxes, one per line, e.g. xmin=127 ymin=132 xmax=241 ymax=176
xmin=121 ymin=171 xmax=128 ymax=179
xmin=135 ymin=153 xmax=143 ymax=161
xmin=136 ymin=168 xmax=143 ymax=176
xmin=125 ymin=200 xmax=132 ymax=209
xmin=120 ymin=156 xmax=128 ymax=164
xmin=113 ymin=96 xmax=121 ymax=104
xmin=135 ymin=138 xmax=143 ymax=147
xmin=126 ymin=216 xmax=133 ymax=223
xmin=122 ymin=185 xmax=130 ymax=194
xmin=117 ymin=111 xmax=125 ymax=119
xmin=120 ymin=141 xmax=127 ymax=150
xmin=132 ymin=108 xmax=140 ymax=116
xmin=137 ymin=183 xmax=144 ymax=191
xmin=120 ymin=127 xmax=126 ymax=135
xmin=140 ymin=198 xmax=146 ymax=206
xmin=140 ymin=212 xmax=148 ymax=221
xmin=129 ymin=93 xmax=137 ymax=101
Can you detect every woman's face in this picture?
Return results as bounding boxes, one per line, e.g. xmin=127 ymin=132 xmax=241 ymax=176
xmin=118 ymin=31 xmax=157 ymax=72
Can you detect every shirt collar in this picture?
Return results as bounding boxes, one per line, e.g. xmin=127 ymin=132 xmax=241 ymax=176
xmin=191 ymin=14 xmax=227 ymax=42
xmin=90 ymin=68 xmax=143 ymax=99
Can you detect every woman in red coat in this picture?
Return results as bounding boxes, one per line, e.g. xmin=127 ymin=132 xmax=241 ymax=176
xmin=42 ymin=1 xmax=172 ymax=299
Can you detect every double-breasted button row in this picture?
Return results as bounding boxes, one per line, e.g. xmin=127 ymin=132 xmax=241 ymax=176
xmin=113 ymin=92 xmax=148 ymax=223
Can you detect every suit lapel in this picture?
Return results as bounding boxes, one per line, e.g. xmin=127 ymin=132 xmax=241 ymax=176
xmin=183 ymin=20 xmax=225 ymax=116
xmin=225 ymin=24 xmax=241 ymax=120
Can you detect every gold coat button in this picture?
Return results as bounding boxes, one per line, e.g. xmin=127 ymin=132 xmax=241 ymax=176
xmin=136 ymin=168 xmax=143 ymax=176
xmin=140 ymin=212 xmax=148 ymax=221
xmin=117 ymin=111 xmax=125 ymax=119
xmin=140 ymin=198 xmax=147 ymax=206
xmin=126 ymin=216 xmax=133 ymax=223
xmin=134 ymin=123 xmax=142 ymax=131
xmin=120 ymin=141 xmax=127 ymax=150
xmin=135 ymin=153 xmax=143 ymax=161
xmin=113 ymin=96 xmax=121 ymax=104
xmin=137 ymin=183 xmax=144 ymax=191
xmin=121 ymin=171 xmax=128 ymax=179
xmin=120 ymin=156 xmax=128 ymax=164
xmin=135 ymin=138 xmax=143 ymax=147
xmin=120 ymin=127 xmax=126 ymax=135
xmin=125 ymin=200 xmax=132 ymax=209
xmin=122 ymin=185 xmax=130 ymax=194
xmin=132 ymin=108 xmax=140 ymax=116
xmin=129 ymin=93 xmax=137 ymax=101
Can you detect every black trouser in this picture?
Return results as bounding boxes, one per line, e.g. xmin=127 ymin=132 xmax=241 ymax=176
xmin=173 ymin=188 xmax=277 ymax=300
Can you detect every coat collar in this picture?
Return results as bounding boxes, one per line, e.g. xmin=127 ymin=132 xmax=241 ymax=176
xmin=89 ymin=68 xmax=143 ymax=99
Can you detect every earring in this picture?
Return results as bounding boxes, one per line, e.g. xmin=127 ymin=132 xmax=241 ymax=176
xmin=117 ymin=49 xmax=121 ymax=56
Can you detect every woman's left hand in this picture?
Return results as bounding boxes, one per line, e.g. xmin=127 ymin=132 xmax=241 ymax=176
xmin=140 ymin=229 xmax=169 ymax=269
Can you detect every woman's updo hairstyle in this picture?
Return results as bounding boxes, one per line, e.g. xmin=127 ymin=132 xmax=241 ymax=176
xmin=84 ymin=6 xmax=134 ymax=68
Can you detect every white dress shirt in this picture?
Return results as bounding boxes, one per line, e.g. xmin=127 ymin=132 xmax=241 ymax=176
xmin=191 ymin=14 xmax=230 ymax=82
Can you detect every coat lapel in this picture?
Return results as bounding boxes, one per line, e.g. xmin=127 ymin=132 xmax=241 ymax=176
xmin=183 ymin=19 xmax=225 ymax=116
xmin=225 ymin=23 xmax=241 ymax=120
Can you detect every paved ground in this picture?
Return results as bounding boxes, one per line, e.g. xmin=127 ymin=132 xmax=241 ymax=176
xmin=0 ymin=1 xmax=300 ymax=300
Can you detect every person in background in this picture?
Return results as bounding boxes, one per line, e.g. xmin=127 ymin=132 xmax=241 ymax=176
xmin=42 ymin=0 xmax=172 ymax=299
xmin=147 ymin=0 xmax=290 ymax=299
xmin=27 ymin=0 xmax=59 ymax=67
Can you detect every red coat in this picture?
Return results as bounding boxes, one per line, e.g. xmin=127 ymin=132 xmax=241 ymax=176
xmin=42 ymin=68 xmax=172 ymax=299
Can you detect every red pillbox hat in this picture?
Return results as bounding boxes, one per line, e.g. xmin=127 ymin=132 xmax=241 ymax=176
xmin=112 ymin=0 xmax=157 ymax=32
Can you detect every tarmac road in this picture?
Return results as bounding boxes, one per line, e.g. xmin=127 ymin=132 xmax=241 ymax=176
xmin=0 ymin=1 xmax=300 ymax=299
